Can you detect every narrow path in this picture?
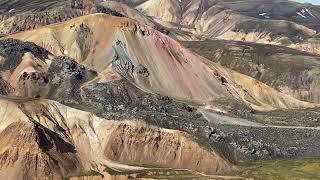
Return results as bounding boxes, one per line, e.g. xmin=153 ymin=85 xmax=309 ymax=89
xmin=200 ymin=108 xmax=320 ymax=130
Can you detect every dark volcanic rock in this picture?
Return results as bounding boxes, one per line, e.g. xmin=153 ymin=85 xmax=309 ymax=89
xmin=0 ymin=39 xmax=50 ymax=71
xmin=0 ymin=76 xmax=12 ymax=95
xmin=95 ymin=5 xmax=124 ymax=17
xmin=0 ymin=2 xmax=126 ymax=35
xmin=48 ymin=56 xmax=97 ymax=104
xmin=70 ymin=0 xmax=84 ymax=9
xmin=135 ymin=64 xmax=149 ymax=77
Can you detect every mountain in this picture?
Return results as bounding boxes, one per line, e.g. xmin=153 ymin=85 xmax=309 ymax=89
xmin=3 ymin=13 xmax=315 ymax=110
xmin=115 ymin=0 xmax=320 ymax=54
xmin=1 ymin=0 xmax=320 ymax=179
xmin=0 ymin=98 xmax=232 ymax=179
xmin=0 ymin=37 xmax=236 ymax=178
xmin=183 ymin=39 xmax=320 ymax=103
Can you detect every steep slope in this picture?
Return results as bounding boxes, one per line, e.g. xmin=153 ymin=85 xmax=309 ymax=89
xmin=3 ymin=13 xmax=316 ymax=110
xmin=135 ymin=0 xmax=183 ymax=23
xmin=0 ymin=1 xmax=125 ymax=36
xmin=126 ymin=0 xmax=320 ymax=29
xmin=119 ymin=0 xmax=320 ymax=54
xmin=0 ymin=99 xmax=87 ymax=180
xmin=183 ymin=39 xmax=320 ymax=103
xmin=0 ymin=0 xmax=196 ymax=42
xmin=194 ymin=10 xmax=317 ymax=44
xmin=0 ymin=98 xmax=232 ymax=178
xmin=0 ymin=39 xmax=53 ymax=98
xmin=99 ymin=1 xmax=197 ymax=40
xmin=0 ymin=0 xmax=64 ymax=14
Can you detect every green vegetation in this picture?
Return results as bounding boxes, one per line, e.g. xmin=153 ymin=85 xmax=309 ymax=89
xmin=65 ymin=158 xmax=320 ymax=180
xmin=63 ymin=170 xmax=103 ymax=180
xmin=136 ymin=169 xmax=205 ymax=179
xmin=238 ymin=158 xmax=320 ymax=180
xmin=104 ymin=165 xmax=206 ymax=179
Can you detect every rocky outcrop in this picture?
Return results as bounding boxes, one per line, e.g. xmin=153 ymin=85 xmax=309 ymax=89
xmin=95 ymin=5 xmax=124 ymax=17
xmin=48 ymin=56 xmax=97 ymax=104
xmin=0 ymin=39 xmax=52 ymax=98
xmin=0 ymin=39 xmax=49 ymax=71
xmin=104 ymin=122 xmax=230 ymax=174
xmin=0 ymin=101 xmax=85 ymax=180
xmin=0 ymin=6 xmax=85 ymax=35
xmin=112 ymin=40 xmax=150 ymax=82
xmin=16 ymin=72 xmax=49 ymax=98
xmin=0 ymin=76 xmax=12 ymax=95
xmin=70 ymin=0 xmax=84 ymax=9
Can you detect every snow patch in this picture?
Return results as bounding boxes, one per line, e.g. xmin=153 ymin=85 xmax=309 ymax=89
xmin=297 ymin=12 xmax=306 ymax=18
xmin=304 ymin=8 xmax=315 ymax=18
xmin=204 ymin=105 xmax=228 ymax=114
xmin=258 ymin=13 xmax=270 ymax=19
xmin=296 ymin=8 xmax=316 ymax=19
